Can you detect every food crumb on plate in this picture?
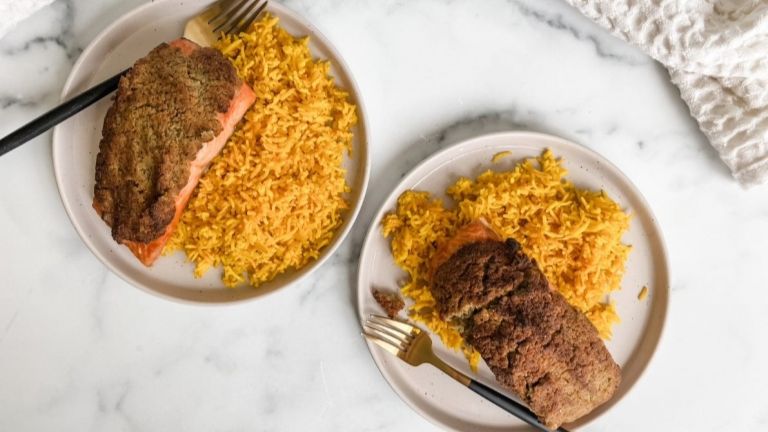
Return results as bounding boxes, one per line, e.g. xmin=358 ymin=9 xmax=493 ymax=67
xmin=491 ymin=150 xmax=512 ymax=163
xmin=638 ymin=285 xmax=649 ymax=301
xmin=372 ymin=289 xmax=405 ymax=318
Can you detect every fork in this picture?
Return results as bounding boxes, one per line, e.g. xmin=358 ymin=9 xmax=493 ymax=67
xmin=0 ymin=0 xmax=268 ymax=157
xmin=363 ymin=315 xmax=569 ymax=432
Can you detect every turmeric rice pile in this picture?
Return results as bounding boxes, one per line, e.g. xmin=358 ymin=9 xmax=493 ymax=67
xmin=382 ymin=150 xmax=631 ymax=369
xmin=165 ymin=15 xmax=357 ymax=287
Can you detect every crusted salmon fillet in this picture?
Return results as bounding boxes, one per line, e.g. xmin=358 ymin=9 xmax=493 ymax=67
xmin=429 ymin=218 xmax=500 ymax=278
xmin=429 ymin=222 xmax=621 ymax=429
xmin=93 ymin=38 xmax=256 ymax=266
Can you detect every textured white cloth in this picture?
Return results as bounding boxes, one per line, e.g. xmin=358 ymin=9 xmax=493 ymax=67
xmin=0 ymin=0 xmax=56 ymax=40
xmin=565 ymin=0 xmax=768 ymax=187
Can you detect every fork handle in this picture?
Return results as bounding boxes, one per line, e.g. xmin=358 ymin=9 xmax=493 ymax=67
xmin=0 ymin=69 xmax=128 ymax=157
xmin=428 ymin=353 xmax=567 ymax=432
xmin=467 ymin=379 xmax=569 ymax=432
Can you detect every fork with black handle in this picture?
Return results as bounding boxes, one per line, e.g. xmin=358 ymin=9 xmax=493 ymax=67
xmin=0 ymin=0 xmax=268 ymax=158
xmin=363 ymin=315 xmax=569 ymax=432
xmin=0 ymin=71 xmax=127 ymax=157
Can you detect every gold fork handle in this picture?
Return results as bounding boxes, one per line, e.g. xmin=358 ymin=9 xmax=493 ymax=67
xmin=426 ymin=352 xmax=472 ymax=386
xmin=427 ymin=353 xmax=567 ymax=432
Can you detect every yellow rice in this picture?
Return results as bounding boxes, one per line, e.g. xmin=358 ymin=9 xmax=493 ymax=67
xmin=382 ymin=150 xmax=630 ymax=369
xmin=165 ymin=15 xmax=357 ymax=287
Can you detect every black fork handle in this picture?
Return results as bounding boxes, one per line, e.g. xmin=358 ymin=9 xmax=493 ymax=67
xmin=468 ymin=379 xmax=570 ymax=432
xmin=0 ymin=69 xmax=128 ymax=157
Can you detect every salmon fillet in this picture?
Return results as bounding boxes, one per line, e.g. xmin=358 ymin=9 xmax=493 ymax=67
xmin=467 ymin=273 xmax=621 ymax=429
xmin=431 ymin=239 xmax=529 ymax=320
xmin=93 ymin=38 xmax=256 ymax=266
xmin=429 ymin=223 xmax=621 ymax=428
xmin=429 ymin=218 xmax=500 ymax=278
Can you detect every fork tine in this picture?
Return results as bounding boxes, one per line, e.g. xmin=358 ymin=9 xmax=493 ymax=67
xmin=236 ymin=0 xmax=268 ymax=34
xmin=364 ymin=321 xmax=412 ymax=345
xmin=364 ymin=326 xmax=408 ymax=350
xmin=368 ymin=315 xmax=419 ymax=336
xmin=363 ymin=333 xmax=403 ymax=357
xmin=220 ymin=0 xmax=260 ymax=35
xmin=211 ymin=0 xmax=252 ymax=33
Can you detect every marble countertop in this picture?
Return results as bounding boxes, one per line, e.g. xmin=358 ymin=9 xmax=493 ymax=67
xmin=2 ymin=0 xmax=768 ymax=431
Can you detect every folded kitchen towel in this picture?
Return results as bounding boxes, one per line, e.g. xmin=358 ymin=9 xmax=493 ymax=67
xmin=0 ymin=0 xmax=56 ymax=40
xmin=565 ymin=0 xmax=768 ymax=187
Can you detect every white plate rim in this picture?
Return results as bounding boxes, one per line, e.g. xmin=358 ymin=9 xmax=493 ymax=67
xmin=356 ymin=131 xmax=669 ymax=431
xmin=52 ymin=0 xmax=371 ymax=304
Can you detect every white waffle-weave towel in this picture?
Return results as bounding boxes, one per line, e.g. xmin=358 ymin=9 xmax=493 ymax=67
xmin=0 ymin=0 xmax=56 ymax=40
xmin=566 ymin=0 xmax=768 ymax=187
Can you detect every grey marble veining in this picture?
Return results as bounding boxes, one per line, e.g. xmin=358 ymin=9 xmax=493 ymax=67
xmin=1 ymin=0 xmax=768 ymax=431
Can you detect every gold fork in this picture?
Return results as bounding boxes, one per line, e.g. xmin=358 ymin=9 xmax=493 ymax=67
xmin=363 ymin=315 xmax=569 ymax=432
xmin=0 ymin=0 xmax=268 ymax=157
xmin=185 ymin=0 xmax=268 ymax=47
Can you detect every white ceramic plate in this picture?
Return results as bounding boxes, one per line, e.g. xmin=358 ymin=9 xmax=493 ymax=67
xmin=357 ymin=132 xmax=668 ymax=431
xmin=52 ymin=0 xmax=369 ymax=303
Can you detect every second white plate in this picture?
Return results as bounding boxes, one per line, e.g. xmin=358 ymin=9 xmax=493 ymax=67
xmin=357 ymin=131 xmax=668 ymax=431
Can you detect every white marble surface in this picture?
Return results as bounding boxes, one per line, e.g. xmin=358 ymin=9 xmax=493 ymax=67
xmin=1 ymin=0 xmax=768 ymax=431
